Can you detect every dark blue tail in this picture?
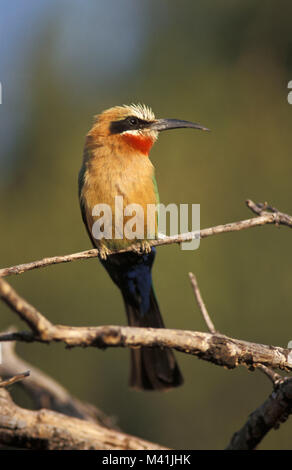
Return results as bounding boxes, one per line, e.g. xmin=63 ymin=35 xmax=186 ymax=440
xmin=101 ymin=248 xmax=183 ymax=390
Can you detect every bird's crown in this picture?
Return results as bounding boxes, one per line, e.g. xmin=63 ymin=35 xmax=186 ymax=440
xmin=96 ymin=103 xmax=155 ymax=123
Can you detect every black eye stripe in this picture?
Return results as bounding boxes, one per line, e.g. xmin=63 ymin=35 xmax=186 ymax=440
xmin=128 ymin=117 xmax=138 ymax=125
xmin=110 ymin=116 xmax=151 ymax=134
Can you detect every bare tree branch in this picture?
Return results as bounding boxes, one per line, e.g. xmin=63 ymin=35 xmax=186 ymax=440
xmin=0 ymin=387 xmax=166 ymax=450
xmin=0 ymin=278 xmax=52 ymax=336
xmin=1 ymin=277 xmax=292 ymax=373
xmin=0 ymin=200 xmax=291 ymax=278
xmin=187 ymin=273 xmax=292 ymax=450
xmin=1 ymin=199 xmax=292 ymax=449
xmin=226 ymin=376 xmax=292 ymax=450
xmin=257 ymin=364 xmax=284 ymax=387
xmin=246 ymin=200 xmax=292 ymax=227
xmin=188 ymin=272 xmax=216 ymax=334
xmin=0 ymin=370 xmax=30 ymax=388
xmin=0 ymin=337 xmax=116 ymax=428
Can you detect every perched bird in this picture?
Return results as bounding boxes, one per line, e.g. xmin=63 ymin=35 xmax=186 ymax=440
xmin=79 ymin=104 xmax=208 ymax=391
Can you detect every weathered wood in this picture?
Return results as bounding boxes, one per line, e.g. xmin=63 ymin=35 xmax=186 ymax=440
xmin=1 ymin=278 xmax=292 ymax=373
xmin=227 ymin=377 xmax=292 ymax=450
xmin=0 ymin=388 xmax=166 ymax=450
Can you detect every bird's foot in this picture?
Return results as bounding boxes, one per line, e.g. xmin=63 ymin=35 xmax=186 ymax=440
xmin=133 ymin=240 xmax=152 ymax=255
xmin=98 ymin=245 xmax=111 ymax=260
xmin=141 ymin=241 xmax=152 ymax=254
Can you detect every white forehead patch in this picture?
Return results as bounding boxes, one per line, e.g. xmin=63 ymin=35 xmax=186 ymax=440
xmin=122 ymin=103 xmax=155 ymax=121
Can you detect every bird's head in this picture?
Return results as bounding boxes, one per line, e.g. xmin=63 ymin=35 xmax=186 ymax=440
xmin=87 ymin=103 xmax=209 ymax=156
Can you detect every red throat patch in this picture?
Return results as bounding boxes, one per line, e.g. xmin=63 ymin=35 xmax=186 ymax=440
xmin=122 ymin=133 xmax=154 ymax=155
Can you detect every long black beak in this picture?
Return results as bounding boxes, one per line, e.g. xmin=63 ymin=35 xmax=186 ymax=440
xmin=150 ymin=118 xmax=210 ymax=132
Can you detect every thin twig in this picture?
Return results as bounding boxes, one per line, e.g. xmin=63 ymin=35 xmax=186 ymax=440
xmin=0 ymin=370 xmax=30 ymax=388
xmin=1 ymin=200 xmax=291 ymax=278
xmin=188 ymin=272 xmax=216 ymax=334
xmin=257 ymin=364 xmax=284 ymax=387
xmin=246 ymin=200 xmax=292 ymax=227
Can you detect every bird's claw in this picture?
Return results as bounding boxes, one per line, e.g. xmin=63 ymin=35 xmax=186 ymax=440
xmin=133 ymin=241 xmax=152 ymax=255
xmin=98 ymin=245 xmax=111 ymax=260
xmin=141 ymin=241 xmax=152 ymax=254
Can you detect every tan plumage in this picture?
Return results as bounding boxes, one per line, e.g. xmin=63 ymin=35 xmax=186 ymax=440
xmin=80 ymin=104 xmax=158 ymax=251
xmin=79 ymin=104 xmax=208 ymax=390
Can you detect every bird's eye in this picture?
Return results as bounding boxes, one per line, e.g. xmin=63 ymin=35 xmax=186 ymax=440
xmin=128 ymin=117 xmax=138 ymax=126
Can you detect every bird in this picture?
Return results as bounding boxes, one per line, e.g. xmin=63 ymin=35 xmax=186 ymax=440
xmin=79 ymin=103 xmax=209 ymax=391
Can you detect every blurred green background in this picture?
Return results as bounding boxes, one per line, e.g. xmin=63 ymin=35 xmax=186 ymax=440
xmin=1 ymin=0 xmax=292 ymax=450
